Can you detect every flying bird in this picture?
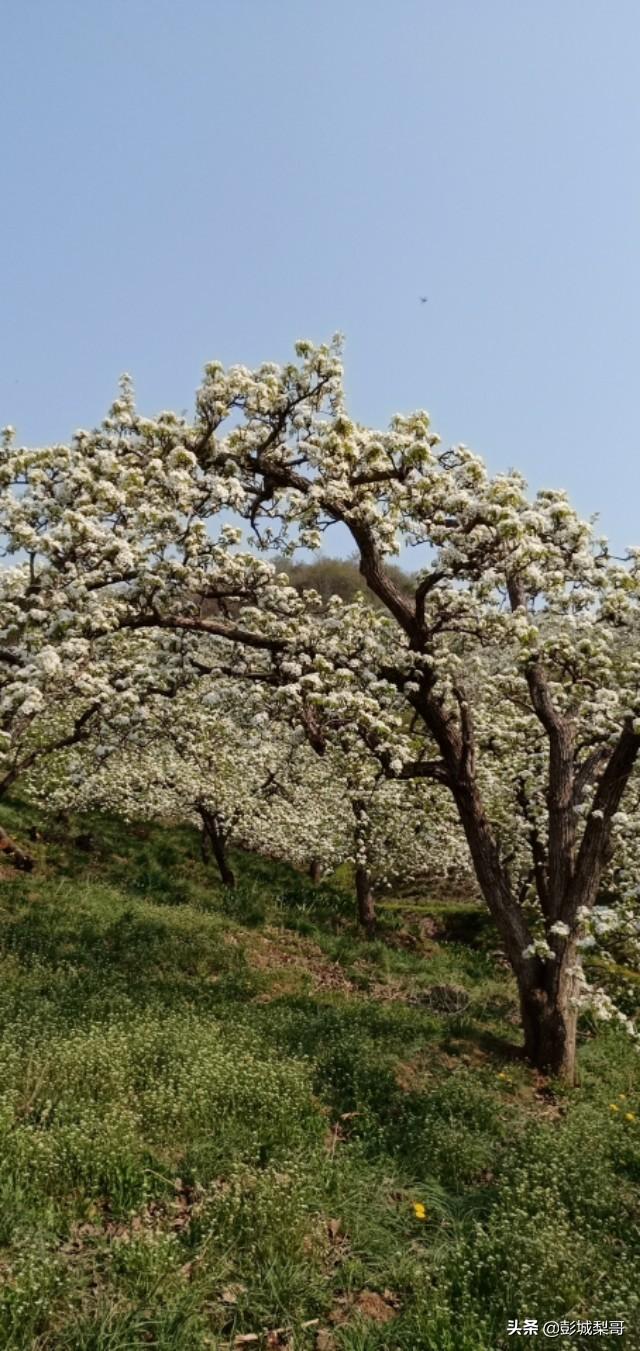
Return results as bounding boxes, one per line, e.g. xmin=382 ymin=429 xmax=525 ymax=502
xmin=419 ymin=296 xmax=428 ymax=304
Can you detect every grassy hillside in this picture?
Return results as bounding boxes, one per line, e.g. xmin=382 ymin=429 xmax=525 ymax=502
xmin=0 ymin=802 xmax=638 ymax=1350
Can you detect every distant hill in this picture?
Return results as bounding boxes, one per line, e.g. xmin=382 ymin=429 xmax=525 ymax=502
xmin=273 ymin=555 xmax=415 ymax=608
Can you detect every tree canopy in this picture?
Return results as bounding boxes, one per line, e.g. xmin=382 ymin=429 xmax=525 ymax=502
xmin=2 ymin=338 xmax=640 ymax=1081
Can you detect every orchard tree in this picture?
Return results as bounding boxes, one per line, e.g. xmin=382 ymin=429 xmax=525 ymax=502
xmin=3 ymin=343 xmax=640 ymax=1080
xmin=26 ymin=682 xmax=309 ymax=889
xmin=188 ymin=340 xmax=640 ymax=1080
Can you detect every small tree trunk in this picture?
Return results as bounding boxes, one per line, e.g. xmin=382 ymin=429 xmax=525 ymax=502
xmin=308 ymin=858 xmax=323 ymax=884
xmin=355 ymin=864 xmax=376 ymax=938
xmin=210 ymin=830 xmax=236 ymax=889
xmin=199 ymin=808 xmax=235 ymax=889
xmin=518 ymin=946 xmax=580 ymax=1083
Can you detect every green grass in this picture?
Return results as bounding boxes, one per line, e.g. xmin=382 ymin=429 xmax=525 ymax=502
xmin=0 ymin=802 xmax=639 ymax=1348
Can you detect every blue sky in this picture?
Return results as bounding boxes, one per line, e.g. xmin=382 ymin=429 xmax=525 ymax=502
xmin=2 ymin=0 xmax=639 ymax=553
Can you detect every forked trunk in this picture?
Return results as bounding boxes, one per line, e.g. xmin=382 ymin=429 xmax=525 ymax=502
xmin=355 ymin=864 xmax=376 ymax=938
xmin=449 ymin=778 xmax=581 ymax=1081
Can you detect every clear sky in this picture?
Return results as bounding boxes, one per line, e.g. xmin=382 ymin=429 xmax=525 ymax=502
xmin=2 ymin=0 xmax=640 ymax=552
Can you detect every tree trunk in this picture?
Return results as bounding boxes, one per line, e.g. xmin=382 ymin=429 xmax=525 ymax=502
xmin=518 ymin=946 xmax=580 ymax=1083
xmin=451 ymin=778 xmax=533 ymax=973
xmin=448 ymin=777 xmax=583 ymax=1080
xmin=355 ymin=864 xmax=376 ymax=938
xmin=199 ymin=808 xmax=235 ymax=889
xmin=210 ymin=830 xmax=236 ymax=889
xmin=308 ymin=858 xmax=322 ymax=884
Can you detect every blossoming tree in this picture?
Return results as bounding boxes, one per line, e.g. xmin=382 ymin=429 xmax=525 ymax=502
xmin=2 ymin=343 xmax=640 ymax=1080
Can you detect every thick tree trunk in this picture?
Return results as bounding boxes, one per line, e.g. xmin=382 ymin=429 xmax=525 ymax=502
xmin=355 ymin=864 xmax=376 ymax=938
xmin=308 ymin=858 xmax=323 ymax=885
xmin=518 ymin=956 xmax=579 ymax=1082
xmin=450 ymin=778 xmax=581 ymax=1080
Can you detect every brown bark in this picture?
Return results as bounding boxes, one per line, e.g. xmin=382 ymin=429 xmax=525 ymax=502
xmin=450 ymin=764 xmax=584 ymax=1079
xmin=355 ymin=864 xmax=376 ymax=938
xmin=565 ymin=725 xmax=640 ymax=924
xmin=198 ymin=807 xmax=235 ymax=888
xmin=450 ymin=775 xmax=533 ymax=973
xmin=519 ymin=945 xmax=580 ymax=1082
xmin=308 ymin=858 xmax=323 ymax=884
xmin=210 ymin=835 xmax=236 ymax=889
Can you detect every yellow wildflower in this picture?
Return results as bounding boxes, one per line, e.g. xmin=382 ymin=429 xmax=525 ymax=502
xmin=625 ymin=1112 xmax=636 ymax=1123
xmin=413 ymin=1202 xmax=427 ymax=1221
xmin=609 ymin=1103 xmax=620 ymax=1112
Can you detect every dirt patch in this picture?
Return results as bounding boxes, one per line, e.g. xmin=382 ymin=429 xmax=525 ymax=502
xmin=353 ymin=1289 xmax=399 ymax=1322
xmin=315 ymin=1333 xmax=337 ymax=1351
xmin=329 ymin=1288 xmax=400 ymax=1326
xmin=242 ymin=928 xmax=405 ymax=1004
xmin=252 ymin=972 xmax=307 ymax=1003
xmin=60 ymin=1177 xmax=204 ymax=1258
xmin=394 ymin=1052 xmax=434 ymax=1092
xmin=244 ymin=930 xmax=358 ymax=996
